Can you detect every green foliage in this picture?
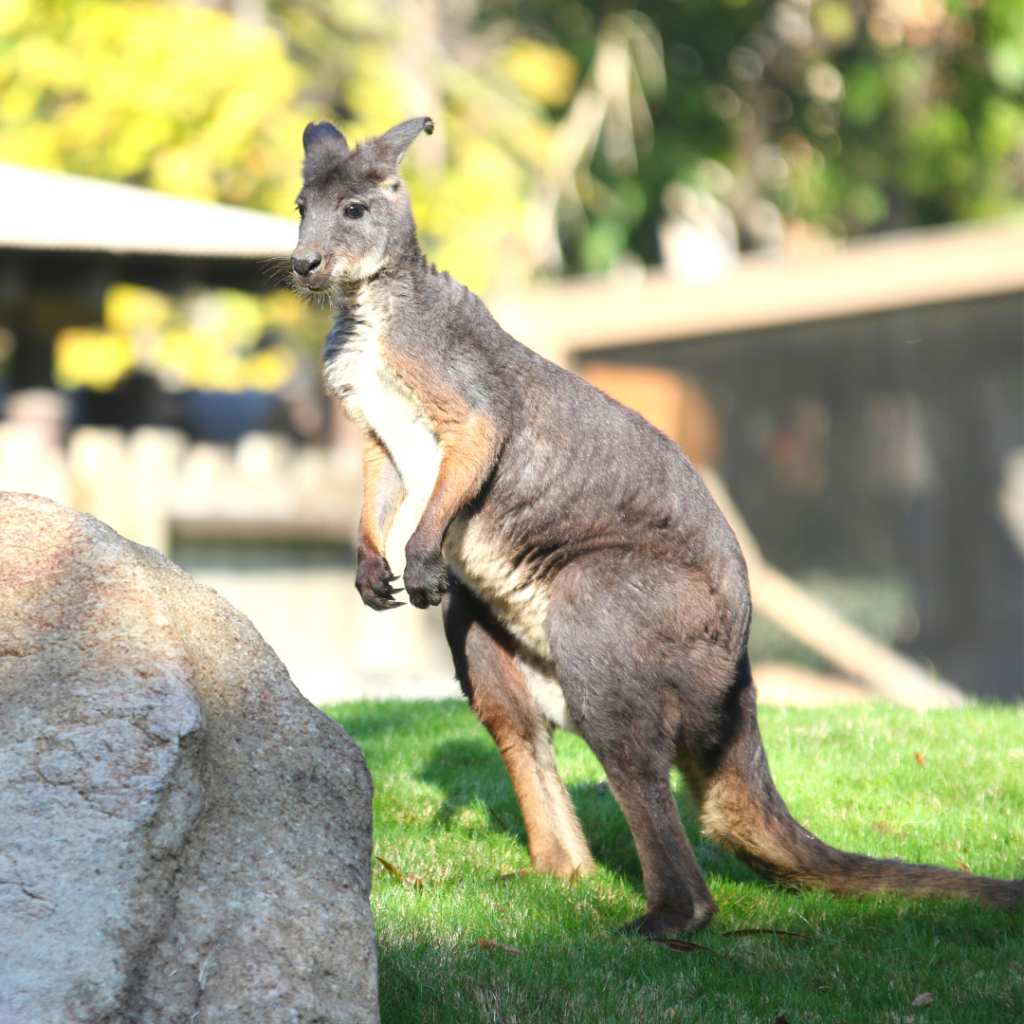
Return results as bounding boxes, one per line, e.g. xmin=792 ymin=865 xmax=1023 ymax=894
xmin=51 ymin=283 xmax=316 ymax=393
xmin=482 ymin=0 xmax=1024 ymax=268
xmin=325 ymin=699 xmax=1023 ymax=1024
xmin=268 ymin=0 xmax=582 ymax=292
xmin=0 ymin=0 xmax=580 ymax=293
xmin=3 ymin=1 xmax=1021 ymax=286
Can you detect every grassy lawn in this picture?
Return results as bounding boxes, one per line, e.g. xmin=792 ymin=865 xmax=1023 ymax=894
xmin=322 ymin=699 xmax=1024 ymax=1024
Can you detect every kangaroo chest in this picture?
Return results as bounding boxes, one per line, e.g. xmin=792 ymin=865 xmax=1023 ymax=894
xmin=325 ymin=295 xmax=556 ymax=664
xmin=324 ymin=299 xmax=441 ymax=511
xmin=326 ymin=294 xmax=572 ymax=728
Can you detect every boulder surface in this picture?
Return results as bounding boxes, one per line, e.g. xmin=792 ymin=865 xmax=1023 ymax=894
xmin=0 ymin=492 xmax=378 ymax=1024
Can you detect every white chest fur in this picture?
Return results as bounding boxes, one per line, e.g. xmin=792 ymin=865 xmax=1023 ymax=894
xmin=324 ymin=291 xmax=442 ymax=516
xmin=325 ymin=289 xmax=576 ymax=733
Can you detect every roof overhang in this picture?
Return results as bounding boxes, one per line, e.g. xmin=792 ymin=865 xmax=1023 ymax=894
xmin=0 ymin=162 xmax=297 ymax=260
xmin=491 ymin=217 xmax=1024 ymax=365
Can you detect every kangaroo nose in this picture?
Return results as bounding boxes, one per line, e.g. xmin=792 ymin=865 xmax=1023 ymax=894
xmin=291 ymin=252 xmax=322 ymax=276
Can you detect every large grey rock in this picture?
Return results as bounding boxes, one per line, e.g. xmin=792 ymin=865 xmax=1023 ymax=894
xmin=0 ymin=492 xmax=378 ymax=1024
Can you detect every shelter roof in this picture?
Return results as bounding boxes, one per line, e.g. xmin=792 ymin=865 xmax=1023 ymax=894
xmin=0 ymin=162 xmax=296 ymax=259
xmin=492 ymin=217 xmax=1024 ymax=364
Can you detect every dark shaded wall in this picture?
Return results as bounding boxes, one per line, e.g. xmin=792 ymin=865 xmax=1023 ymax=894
xmin=584 ymin=292 xmax=1024 ymax=701
xmin=0 ymin=248 xmax=292 ymax=439
xmin=0 ymin=247 xmax=279 ymax=390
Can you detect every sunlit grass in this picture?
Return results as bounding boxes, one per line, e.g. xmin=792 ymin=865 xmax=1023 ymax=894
xmin=322 ymin=700 xmax=1024 ymax=1024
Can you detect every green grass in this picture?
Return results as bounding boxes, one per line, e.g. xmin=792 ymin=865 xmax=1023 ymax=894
xmin=321 ymin=700 xmax=1024 ymax=1024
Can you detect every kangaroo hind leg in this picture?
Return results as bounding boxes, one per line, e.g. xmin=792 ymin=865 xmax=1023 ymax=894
xmin=546 ymin=560 xmax=720 ymax=937
xmin=442 ymin=576 xmax=594 ymax=878
xmin=677 ymin=652 xmax=821 ymax=886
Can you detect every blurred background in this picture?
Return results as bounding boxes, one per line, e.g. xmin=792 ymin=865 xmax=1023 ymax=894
xmin=0 ymin=0 xmax=1021 ymax=704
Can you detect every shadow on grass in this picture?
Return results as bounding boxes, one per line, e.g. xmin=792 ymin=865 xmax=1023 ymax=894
xmin=329 ymin=701 xmax=762 ymax=892
xmin=373 ymin=892 xmax=1022 ymax=1024
xmin=418 ymin=737 xmax=518 ymax=828
xmin=416 ymin=735 xmax=762 ymax=893
xmin=333 ymin=702 xmax=1022 ymax=1023
xmin=331 ymin=701 xmax=857 ymax=897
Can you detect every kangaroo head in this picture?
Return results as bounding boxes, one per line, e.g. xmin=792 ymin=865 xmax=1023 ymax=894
xmin=291 ymin=116 xmax=434 ymax=292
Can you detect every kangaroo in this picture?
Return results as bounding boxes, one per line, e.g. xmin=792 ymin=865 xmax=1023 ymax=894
xmin=292 ymin=117 xmax=1023 ymax=937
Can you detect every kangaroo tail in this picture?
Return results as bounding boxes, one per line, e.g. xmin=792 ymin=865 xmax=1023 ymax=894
xmin=693 ymin=656 xmax=1023 ymax=910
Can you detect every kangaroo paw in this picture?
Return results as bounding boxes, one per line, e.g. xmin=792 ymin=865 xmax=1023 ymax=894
xmin=404 ymin=547 xmax=449 ymax=608
xmin=356 ymin=550 xmax=404 ymax=610
xmin=619 ymin=902 xmax=717 ymax=939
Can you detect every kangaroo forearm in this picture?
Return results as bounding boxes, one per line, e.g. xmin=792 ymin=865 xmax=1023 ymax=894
xmin=401 ymin=415 xmax=497 ymax=609
xmin=409 ymin=415 xmax=496 ymax=553
xmin=355 ymin=434 xmax=406 ymax=610
xmin=358 ymin=435 xmax=405 ymax=557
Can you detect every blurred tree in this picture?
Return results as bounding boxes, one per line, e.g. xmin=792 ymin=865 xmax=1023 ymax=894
xmin=480 ymin=0 xmax=1024 ymax=272
xmin=51 ymin=283 xmax=307 ymax=394
xmin=3 ymin=0 xmax=1020 ymax=287
xmin=0 ymin=0 xmax=314 ymax=213
xmin=0 ymin=0 xmax=586 ymax=291
xmin=266 ymin=0 xmax=583 ymax=290
xmin=527 ymin=9 xmax=667 ymax=273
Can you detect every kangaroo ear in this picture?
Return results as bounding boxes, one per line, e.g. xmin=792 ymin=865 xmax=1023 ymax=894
xmin=303 ymin=121 xmax=349 ymax=155
xmin=377 ymin=116 xmax=434 ymax=167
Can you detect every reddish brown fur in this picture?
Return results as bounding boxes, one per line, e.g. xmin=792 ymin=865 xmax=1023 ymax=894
xmin=409 ymin=416 xmax=495 ymax=559
xmin=444 ymin=586 xmax=593 ymax=877
xmin=358 ymin=435 xmax=404 ymax=557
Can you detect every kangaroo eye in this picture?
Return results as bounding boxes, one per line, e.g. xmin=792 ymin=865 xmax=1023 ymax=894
xmin=296 ymin=203 xmax=306 ymax=218
xmin=344 ymin=203 xmax=365 ymax=219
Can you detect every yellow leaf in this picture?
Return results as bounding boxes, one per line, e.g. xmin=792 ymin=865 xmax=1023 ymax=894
xmin=104 ymin=283 xmax=174 ymax=336
xmin=501 ymin=39 xmax=579 ymax=108
xmin=53 ymin=327 xmax=133 ymax=392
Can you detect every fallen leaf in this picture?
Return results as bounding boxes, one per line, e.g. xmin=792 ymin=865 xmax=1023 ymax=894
xmin=487 ymin=805 xmax=509 ymax=832
xmin=650 ymin=937 xmax=711 ymax=952
xmin=477 ymin=939 xmax=523 ymax=954
xmin=568 ymin=863 xmax=584 ymax=886
xmin=910 ymin=992 xmax=935 ymax=1008
xmin=915 ymin=751 xmax=926 ymax=767
xmin=376 ymin=856 xmax=403 ymax=879
xmin=955 ymin=860 xmax=970 ymax=872
xmin=376 ymin=856 xmax=423 ymax=889
xmin=722 ymin=929 xmax=806 ymax=938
